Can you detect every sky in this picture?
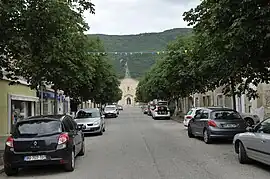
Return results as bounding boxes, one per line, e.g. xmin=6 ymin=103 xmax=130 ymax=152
xmin=84 ymin=0 xmax=200 ymax=35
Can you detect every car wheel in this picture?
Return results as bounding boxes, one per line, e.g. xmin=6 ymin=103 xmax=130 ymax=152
xmin=78 ymin=142 xmax=85 ymax=156
xmin=99 ymin=128 xmax=103 ymax=135
xmin=203 ymin=129 xmax=212 ymax=144
xmin=238 ymin=142 xmax=250 ymax=164
xmin=187 ymin=125 xmax=194 ymax=138
xmin=4 ymin=166 xmax=18 ymax=176
xmin=245 ymin=118 xmax=254 ymax=127
xmin=103 ymin=125 xmax=106 ymax=132
xmin=64 ymin=150 xmax=75 ymax=172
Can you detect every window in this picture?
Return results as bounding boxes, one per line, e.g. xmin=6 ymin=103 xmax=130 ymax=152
xmin=15 ymin=120 xmax=62 ymax=136
xmin=65 ymin=117 xmax=75 ymax=131
xmin=63 ymin=119 xmax=71 ymax=132
xmin=201 ymin=110 xmax=209 ymax=119
xmin=187 ymin=110 xmax=193 ymax=115
xmin=76 ymin=110 xmax=100 ymax=118
xmin=255 ymin=118 xmax=270 ymax=134
xmin=194 ymin=110 xmax=202 ymax=119
xmin=211 ymin=110 xmax=241 ymax=120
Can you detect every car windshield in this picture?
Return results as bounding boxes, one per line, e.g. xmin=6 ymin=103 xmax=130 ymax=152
xmin=211 ymin=110 xmax=241 ymax=120
xmin=15 ymin=120 xmax=62 ymax=137
xmin=105 ymin=107 xmax=116 ymax=110
xmin=76 ymin=111 xmax=100 ymax=118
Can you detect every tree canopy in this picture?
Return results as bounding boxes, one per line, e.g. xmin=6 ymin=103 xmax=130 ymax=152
xmin=0 ymin=0 xmax=122 ymax=111
xmin=136 ymin=0 xmax=270 ymax=110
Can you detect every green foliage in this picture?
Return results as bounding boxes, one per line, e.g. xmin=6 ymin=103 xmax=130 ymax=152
xmin=90 ymin=28 xmax=192 ymax=79
xmin=137 ymin=0 xmax=270 ymax=108
xmin=0 ymin=0 xmax=121 ymax=109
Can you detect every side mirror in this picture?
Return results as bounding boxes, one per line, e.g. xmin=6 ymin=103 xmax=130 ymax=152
xmin=246 ymin=127 xmax=254 ymax=132
xmin=101 ymin=115 xmax=105 ymax=118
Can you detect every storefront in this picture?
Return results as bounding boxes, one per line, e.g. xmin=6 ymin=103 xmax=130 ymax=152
xmin=8 ymin=94 xmax=38 ymax=132
xmin=0 ymin=79 xmax=38 ymax=135
xmin=36 ymin=90 xmax=70 ymax=115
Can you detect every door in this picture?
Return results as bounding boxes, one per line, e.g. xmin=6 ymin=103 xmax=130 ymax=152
xmin=67 ymin=117 xmax=81 ymax=154
xmin=197 ymin=110 xmax=210 ymax=136
xmin=251 ymin=118 xmax=270 ymax=164
xmin=191 ymin=110 xmax=202 ymax=136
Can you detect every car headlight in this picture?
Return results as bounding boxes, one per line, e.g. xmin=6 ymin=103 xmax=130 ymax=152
xmin=94 ymin=120 xmax=101 ymax=125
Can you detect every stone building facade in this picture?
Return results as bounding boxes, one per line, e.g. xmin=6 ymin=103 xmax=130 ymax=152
xmin=118 ymin=62 xmax=138 ymax=106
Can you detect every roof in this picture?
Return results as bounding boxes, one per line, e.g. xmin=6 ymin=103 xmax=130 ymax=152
xmin=77 ymin=108 xmax=100 ymax=112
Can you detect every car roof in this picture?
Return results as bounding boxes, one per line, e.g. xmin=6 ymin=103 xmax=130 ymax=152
xmin=77 ymin=108 xmax=100 ymax=112
xmin=105 ymin=105 xmax=116 ymax=107
xmin=18 ymin=114 xmax=68 ymax=124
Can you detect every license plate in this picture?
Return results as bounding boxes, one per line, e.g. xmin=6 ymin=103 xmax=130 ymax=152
xmin=24 ymin=155 xmax=47 ymax=161
xmin=223 ymin=124 xmax=237 ymax=128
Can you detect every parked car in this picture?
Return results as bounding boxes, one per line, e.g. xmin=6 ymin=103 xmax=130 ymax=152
xmin=75 ymin=108 xmax=105 ymax=135
xmin=239 ymin=113 xmax=261 ymax=127
xmin=3 ymin=115 xmax=85 ymax=176
xmin=233 ymin=117 xmax=270 ymax=165
xmin=151 ymin=105 xmax=170 ymax=120
xmin=148 ymin=104 xmax=155 ymax=116
xmin=117 ymin=105 xmax=123 ymax=111
xmin=183 ymin=107 xmax=202 ymax=127
xmin=104 ymin=105 xmax=118 ymax=118
xmin=188 ymin=107 xmax=247 ymax=144
xmin=142 ymin=105 xmax=149 ymax=114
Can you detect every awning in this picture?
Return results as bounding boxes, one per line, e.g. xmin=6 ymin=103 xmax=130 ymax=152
xmin=9 ymin=94 xmax=39 ymax=102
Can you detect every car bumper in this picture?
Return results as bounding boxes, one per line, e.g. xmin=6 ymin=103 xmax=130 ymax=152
xmin=4 ymin=148 xmax=70 ymax=168
xmin=104 ymin=113 xmax=117 ymax=117
xmin=153 ymin=113 xmax=170 ymax=118
xmin=183 ymin=119 xmax=190 ymax=127
xmin=209 ymin=128 xmax=246 ymax=139
xmin=82 ymin=125 xmax=102 ymax=134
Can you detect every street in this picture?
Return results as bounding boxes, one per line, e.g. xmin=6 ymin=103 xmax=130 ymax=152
xmin=1 ymin=107 xmax=270 ymax=179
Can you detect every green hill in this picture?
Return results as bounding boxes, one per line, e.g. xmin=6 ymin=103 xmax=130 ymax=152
xmin=89 ymin=28 xmax=192 ymax=79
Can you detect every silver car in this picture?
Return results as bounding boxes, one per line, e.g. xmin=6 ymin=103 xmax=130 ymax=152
xmin=74 ymin=108 xmax=105 ymax=135
xmin=104 ymin=105 xmax=118 ymax=118
xmin=233 ymin=117 xmax=270 ymax=165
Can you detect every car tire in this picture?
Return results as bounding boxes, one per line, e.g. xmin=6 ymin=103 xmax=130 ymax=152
xmin=4 ymin=166 xmax=18 ymax=176
xmin=64 ymin=150 xmax=75 ymax=172
xmin=103 ymin=125 xmax=106 ymax=132
xmin=78 ymin=142 xmax=85 ymax=156
xmin=238 ymin=142 xmax=250 ymax=164
xmin=245 ymin=118 xmax=254 ymax=127
xmin=203 ymin=129 xmax=212 ymax=144
xmin=187 ymin=125 xmax=194 ymax=138
xmin=99 ymin=128 xmax=103 ymax=135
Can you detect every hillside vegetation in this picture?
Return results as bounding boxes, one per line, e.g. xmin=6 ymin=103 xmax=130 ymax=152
xmin=89 ymin=28 xmax=192 ymax=79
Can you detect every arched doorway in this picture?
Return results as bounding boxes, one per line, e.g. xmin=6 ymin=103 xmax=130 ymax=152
xmin=126 ymin=97 xmax=131 ymax=105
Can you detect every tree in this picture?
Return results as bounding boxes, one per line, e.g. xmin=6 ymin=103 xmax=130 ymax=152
xmin=183 ymin=0 xmax=270 ymax=109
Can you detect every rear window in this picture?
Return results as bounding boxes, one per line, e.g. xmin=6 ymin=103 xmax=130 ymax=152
xmin=211 ymin=110 xmax=241 ymax=120
xmin=187 ymin=110 xmax=193 ymax=115
xmin=158 ymin=102 xmax=167 ymax=106
xmin=15 ymin=120 xmax=62 ymax=136
xmin=105 ymin=107 xmax=116 ymax=110
xmin=76 ymin=111 xmax=100 ymax=118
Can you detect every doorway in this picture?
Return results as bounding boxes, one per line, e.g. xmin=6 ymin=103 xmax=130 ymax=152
xmin=126 ymin=97 xmax=131 ymax=105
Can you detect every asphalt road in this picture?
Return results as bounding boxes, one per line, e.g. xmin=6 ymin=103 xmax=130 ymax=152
xmin=1 ymin=107 xmax=270 ymax=179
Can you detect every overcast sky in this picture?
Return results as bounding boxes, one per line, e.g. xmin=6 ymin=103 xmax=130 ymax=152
xmin=84 ymin=0 xmax=200 ymax=35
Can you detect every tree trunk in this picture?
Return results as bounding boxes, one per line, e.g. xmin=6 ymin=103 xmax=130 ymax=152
xmin=81 ymin=96 xmax=83 ymax=109
xmin=230 ymin=77 xmax=237 ymax=110
xmin=174 ymin=98 xmax=178 ymax=116
xmin=54 ymin=88 xmax=58 ymax=115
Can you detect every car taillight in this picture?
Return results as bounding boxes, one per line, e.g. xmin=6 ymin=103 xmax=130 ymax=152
xmin=6 ymin=136 xmax=14 ymax=148
xmin=186 ymin=116 xmax=192 ymax=119
xmin=58 ymin=133 xmax=69 ymax=145
xmin=208 ymin=120 xmax=217 ymax=127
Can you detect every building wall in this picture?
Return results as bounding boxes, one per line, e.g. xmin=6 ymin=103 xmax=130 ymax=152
xmin=118 ymin=78 xmax=138 ymax=106
xmin=0 ymin=80 xmax=37 ymax=135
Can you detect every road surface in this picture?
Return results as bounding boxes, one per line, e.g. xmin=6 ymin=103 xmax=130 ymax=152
xmin=1 ymin=107 xmax=270 ymax=178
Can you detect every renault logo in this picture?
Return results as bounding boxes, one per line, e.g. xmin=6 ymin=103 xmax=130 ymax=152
xmin=33 ymin=141 xmax=37 ymax=146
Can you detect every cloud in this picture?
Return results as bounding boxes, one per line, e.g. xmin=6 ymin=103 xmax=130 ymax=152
xmin=84 ymin=0 xmax=200 ymax=35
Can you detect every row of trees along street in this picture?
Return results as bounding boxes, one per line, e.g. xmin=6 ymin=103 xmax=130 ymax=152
xmin=0 ymin=0 xmax=122 ymax=114
xmin=135 ymin=0 xmax=270 ymax=114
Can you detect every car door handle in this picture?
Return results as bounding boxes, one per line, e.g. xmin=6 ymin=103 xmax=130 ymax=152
xmin=261 ymin=140 xmax=266 ymax=143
